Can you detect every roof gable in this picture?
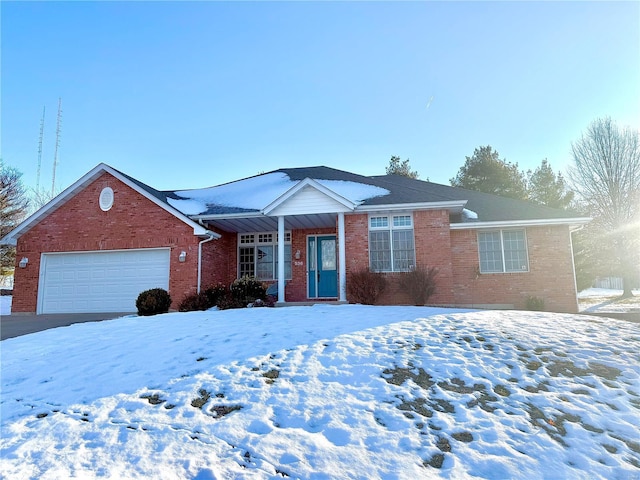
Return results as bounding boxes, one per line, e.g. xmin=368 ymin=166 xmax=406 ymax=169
xmin=263 ymin=178 xmax=357 ymax=216
xmin=1 ymin=164 xmax=214 ymax=246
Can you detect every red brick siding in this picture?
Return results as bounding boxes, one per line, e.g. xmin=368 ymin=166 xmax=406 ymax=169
xmin=450 ymin=226 xmax=578 ymax=313
xmin=200 ymin=228 xmax=236 ymax=290
xmin=344 ymin=211 xmax=455 ymax=305
xmin=13 ymin=172 xmax=204 ymax=313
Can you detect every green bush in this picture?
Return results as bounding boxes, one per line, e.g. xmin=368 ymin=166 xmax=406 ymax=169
xmin=526 ymin=296 xmax=545 ymax=311
xmin=398 ymin=266 xmax=438 ymax=305
xmin=136 ymin=288 xmax=172 ymax=316
xmin=230 ymin=276 xmax=267 ymax=307
xmin=347 ymin=269 xmax=387 ymax=305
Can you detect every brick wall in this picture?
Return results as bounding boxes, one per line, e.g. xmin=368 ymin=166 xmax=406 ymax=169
xmin=344 ymin=211 xmax=455 ymax=305
xmin=450 ymin=226 xmax=579 ymax=313
xmin=13 ymin=172 xmax=205 ymax=312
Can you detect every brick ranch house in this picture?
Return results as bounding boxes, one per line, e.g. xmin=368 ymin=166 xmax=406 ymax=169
xmin=3 ymin=163 xmax=590 ymax=314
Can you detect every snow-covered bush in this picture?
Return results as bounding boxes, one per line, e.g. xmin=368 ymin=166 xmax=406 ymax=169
xmin=136 ymin=288 xmax=172 ymax=316
xmin=398 ymin=266 xmax=438 ymax=305
xmin=347 ymin=269 xmax=387 ymax=305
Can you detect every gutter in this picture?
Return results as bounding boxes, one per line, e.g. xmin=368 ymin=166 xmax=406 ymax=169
xmin=449 ymin=217 xmax=592 ymax=230
xmin=197 ymin=228 xmax=218 ymax=294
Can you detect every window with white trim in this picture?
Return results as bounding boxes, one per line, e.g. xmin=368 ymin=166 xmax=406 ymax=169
xmin=369 ymin=214 xmax=415 ymax=272
xmin=238 ymin=231 xmax=292 ymax=280
xmin=478 ymin=229 xmax=529 ymax=273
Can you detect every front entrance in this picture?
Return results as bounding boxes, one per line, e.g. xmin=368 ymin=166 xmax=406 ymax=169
xmin=307 ymin=235 xmax=337 ymax=298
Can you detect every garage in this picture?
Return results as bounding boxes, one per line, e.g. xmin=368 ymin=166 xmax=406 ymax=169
xmin=38 ymin=248 xmax=170 ymax=314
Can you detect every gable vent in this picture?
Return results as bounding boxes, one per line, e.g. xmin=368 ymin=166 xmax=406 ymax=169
xmin=99 ymin=187 xmax=114 ymax=211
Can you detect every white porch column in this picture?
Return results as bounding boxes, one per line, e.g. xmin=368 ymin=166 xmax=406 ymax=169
xmin=338 ymin=212 xmax=347 ymax=302
xmin=277 ymin=215 xmax=285 ymax=304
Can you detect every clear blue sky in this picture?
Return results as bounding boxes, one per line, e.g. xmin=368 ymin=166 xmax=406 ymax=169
xmin=2 ymin=1 xmax=639 ymax=193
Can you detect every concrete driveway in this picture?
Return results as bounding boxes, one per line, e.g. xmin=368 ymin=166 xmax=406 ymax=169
xmin=1 ymin=312 xmax=134 ymax=340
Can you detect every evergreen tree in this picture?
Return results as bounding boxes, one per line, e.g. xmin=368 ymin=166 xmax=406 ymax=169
xmin=386 ymin=156 xmax=419 ymax=179
xmin=450 ymin=146 xmax=527 ymax=200
xmin=526 ymin=159 xmax=574 ymax=209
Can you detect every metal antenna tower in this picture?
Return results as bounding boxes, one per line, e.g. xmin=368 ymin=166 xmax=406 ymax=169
xmin=36 ymin=106 xmax=46 ymax=192
xmin=51 ymin=98 xmax=62 ymax=196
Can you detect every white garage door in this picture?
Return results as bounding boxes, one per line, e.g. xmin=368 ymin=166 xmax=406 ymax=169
xmin=39 ymin=249 xmax=170 ymax=314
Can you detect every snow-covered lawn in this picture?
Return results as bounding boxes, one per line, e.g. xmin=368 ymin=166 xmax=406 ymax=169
xmin=578 ymin=288 xmax=640 ymax=313
xmin=1 ymin=306 xmax=638 ymax=479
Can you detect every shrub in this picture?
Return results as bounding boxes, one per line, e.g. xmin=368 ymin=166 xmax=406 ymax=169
xmin=136 ymin=288 xmax=172 ymax=316
xmin=398 ymin=266 xmax=438 ymax=305
xmin=526 ymin=295 xmax=545 ymax=311
xmin=230 ymin=276 xmax=267 ymax=307
xmin=202 ymin=284 xmax=228 ymax=307
xmin=347 ymin=269 xmax=387 ymax=305
xmin=178 ymin=292 xmax=211 ymax=312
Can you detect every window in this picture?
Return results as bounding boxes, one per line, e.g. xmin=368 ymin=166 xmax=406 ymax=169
xmin=369 ymin=214 xmax=415 ymax=272
xmin=238 ymin=232 xmax=291 ymax=280
xmin=478 ymin=229 xmax=529 ymax=273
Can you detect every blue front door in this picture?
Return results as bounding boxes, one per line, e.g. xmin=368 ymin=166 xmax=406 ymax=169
xmin=308 ymin=235 xmax=337 ymax=298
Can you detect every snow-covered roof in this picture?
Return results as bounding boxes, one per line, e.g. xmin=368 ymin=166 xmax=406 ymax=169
xmin=167 ymin=172 xmax=390 ymax=216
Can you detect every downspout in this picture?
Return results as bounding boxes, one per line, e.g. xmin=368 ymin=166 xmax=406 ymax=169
xmin=197 ymin=229 xmax=217 ymax=294
xmin=569 ymin=224 xmax=585 ymax=313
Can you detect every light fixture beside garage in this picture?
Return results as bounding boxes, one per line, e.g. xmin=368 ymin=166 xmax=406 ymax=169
xmin=179 ymin=251 xmax=187 ymax=262
xmin=19 ymin=257 xmax=28 ymax=268
xmin=99 ymin=187 xmax=114 ymax=211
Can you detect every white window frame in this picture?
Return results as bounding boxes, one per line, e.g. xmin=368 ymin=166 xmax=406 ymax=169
xmin=477 ymin=229 xmax=529 ymax=274
xmin=368 ymin=213 xmax=415 ymax=272
xmin=237 ymin=231 xmax=292 ymax=280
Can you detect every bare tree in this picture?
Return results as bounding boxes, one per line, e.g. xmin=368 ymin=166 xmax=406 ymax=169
xmin=569 ymin=117 xmax=640 ymax=297
xmin=1 ymin=161 xmax=30 ymax=284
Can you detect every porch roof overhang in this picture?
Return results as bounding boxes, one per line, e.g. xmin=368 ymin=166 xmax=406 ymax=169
xmin=191 ymin=200 xmax=469 ymax=233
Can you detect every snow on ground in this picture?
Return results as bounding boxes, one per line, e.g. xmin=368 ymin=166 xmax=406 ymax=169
xmin=0 ymin=295 xmax=11 ymax=316
xmin=1 ymin=305 xmax=638 ymax=479
xmin=578 ymin=288 xmax=640 ymax=313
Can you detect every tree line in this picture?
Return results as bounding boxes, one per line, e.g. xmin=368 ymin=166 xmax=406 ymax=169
xmin=386 ymin=117 xmax=639 ymax=297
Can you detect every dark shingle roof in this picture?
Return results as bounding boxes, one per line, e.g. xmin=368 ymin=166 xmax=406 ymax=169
xmin=273 ymin=167 xmax=580 ymax=222
xmin=129 ymin=165 xmax=581 ymax=223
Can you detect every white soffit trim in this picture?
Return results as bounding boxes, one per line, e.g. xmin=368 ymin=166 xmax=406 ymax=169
xmin=262 ymin=177 xmax=357 ymax=215
xmin=449 ymin=217 xmax=592 ymax=230
xmin=0 ymin=163 xmax=216 ymax=246
xmin=355 ymin=200 xmax=467 ymax=213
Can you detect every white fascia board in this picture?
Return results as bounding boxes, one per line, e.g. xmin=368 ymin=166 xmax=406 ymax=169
xmin=355 ymin=200 xmax=467 ymax=213
xmin=1 ymin=163 xmax=111 ymax=246
xmin=449 ymin=217 xmax=592 ymax=230
xmin=191 ymin=211 xmax=264 ymax=221
xmin=0 ymin=163 xmax=214 ymax=246
xmin=262 ymin=177 xmax=357 ymax=216
xmin=98 ymin=165 xmax=214 ymax=237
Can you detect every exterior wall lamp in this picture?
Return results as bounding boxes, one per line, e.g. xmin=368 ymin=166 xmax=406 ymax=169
xmin=19 ymin=257 xmax=29 ymax=268
xmin=178 ymin=251 xmax=187 ymax=263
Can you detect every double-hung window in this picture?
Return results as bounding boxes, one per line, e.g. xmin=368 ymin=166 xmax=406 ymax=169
xmin=238 ymin=232 xmax=292 ymax=280
xmin=369 ymin=214 xmax=415 ymax=272
xmin=478 ymin=229 xmax=529 ymax=273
